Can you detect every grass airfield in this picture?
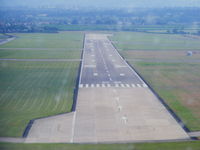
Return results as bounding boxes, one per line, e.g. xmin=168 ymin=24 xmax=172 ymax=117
xmin=0 ymin=32 xmax=83 ymax=137
xmin=0 ymin=31 xmax=200 ymax=149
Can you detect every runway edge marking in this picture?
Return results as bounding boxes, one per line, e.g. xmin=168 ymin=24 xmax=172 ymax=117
xmin=71 ymin=34 xmax=86 ymax=143
xmin=107 ymin=35 xmax=192 ymax=137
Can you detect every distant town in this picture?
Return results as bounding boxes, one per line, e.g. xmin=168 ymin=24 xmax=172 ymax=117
xmin=0 ymin=7 xmax=200 ymax=34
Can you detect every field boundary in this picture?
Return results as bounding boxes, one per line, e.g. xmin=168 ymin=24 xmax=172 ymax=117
xmin=22 ymin=34 xmax=85 ymax=138
xmin=0 ymin=58 xmax=82 ymax=62
xmin=71 ymin=33 xmax=85 ymax=111
xmin=109 ymin=38 xmax=193 ymax=138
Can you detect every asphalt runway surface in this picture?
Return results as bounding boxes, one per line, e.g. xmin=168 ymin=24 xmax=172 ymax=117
xmin=79 ymin=34 xmax=145 ymax=87
xmin=24 ymin=34 xmax=189 ymax=143
xmin=72 ymin=34 xmax=189 ymax=143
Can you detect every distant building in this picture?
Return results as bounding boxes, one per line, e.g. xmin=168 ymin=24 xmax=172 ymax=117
xmin=187 ymin=51 xmax=193 ymax=56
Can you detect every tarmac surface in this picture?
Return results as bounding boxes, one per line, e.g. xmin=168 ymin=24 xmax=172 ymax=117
xmin=24 ymin=33 xmax=189 ymax=143
xmin=72 ymin=34 xmax=189 ymax=143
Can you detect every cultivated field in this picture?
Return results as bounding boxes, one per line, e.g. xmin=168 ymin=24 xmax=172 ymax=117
xmin=111 ymin=32 xmax=200 ymax=131
xmin=111 ymin=32 xmax=200 ymax=51
xmin=0 ymin=32 xmax=83 ymax=137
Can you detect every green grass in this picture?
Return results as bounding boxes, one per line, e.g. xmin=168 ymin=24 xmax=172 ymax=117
xmin=0 ymin=49 xmax=81 ymax=59
xmin=0 ymin=34 xmax=9 ymax=40
xmin=0 ymin=61 xmax=79 ymax=137
xmin=0 ymin=141 xmax=200 ymax=150
xmin=0 ymin=32 xmax=83 ymax=137
xmin=0 ymin=32 xmax=83 ymax=49
xmin=110 ymin=32 xmax=200 ymax=51
xmin=129 ymin=61 xmax=200 ymax=131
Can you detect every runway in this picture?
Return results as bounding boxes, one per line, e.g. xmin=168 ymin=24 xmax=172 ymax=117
xmin=72 ymin=34 xmax=189 ymax=143
xmin=24 ymin=33 xmax=189 ymax=143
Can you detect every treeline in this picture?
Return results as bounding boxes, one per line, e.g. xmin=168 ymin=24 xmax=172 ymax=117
xmin=0 ymin=7 xmax=200 ymax=33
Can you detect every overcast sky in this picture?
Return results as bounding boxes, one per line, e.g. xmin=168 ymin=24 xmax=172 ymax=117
xmin=1 ymin=0 xmax=200 ymax=8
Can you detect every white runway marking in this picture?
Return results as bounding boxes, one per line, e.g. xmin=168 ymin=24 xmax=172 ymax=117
xmin=115 ymin=65 xmax=127 ymax=68
xmin=131 ymin=84 xmax=136 ymax=87
xmin=107 ymin=84 xmax=111 ymax=87
xmin=79 ymin=84 xmax=83 ymax=88
xmin=70 ymin=111 xmax=76 ymax=143
xmin=85 ymin=84 xmax=89 ymax=88
xmin=120 ymin=84 xmax=125 ymax=87
xmin=143 ymin=83 xmax=148 ymax=88
xmin=93 ymin=73 xmax=98 ymax=76
xmin=84 ymin=65 xmax=96 ymax=68
xmin=126 ymin=84 xmax=130 ymax=87
xmin=91 ymin=84 xmax=94 ymax=88
xmin=120 ymin=73 xmax=125 ymax=76
xmin=115 ymin=84 xmax=119 ymax=87
xmin=96 ymin=84 xmax=100 ymax=87
xmin=137 ymin=84 xmax=141 ymax=87
xmin=109 ymin=54 xmax=112 ymax=57
xmin=122 ymin=116 xmax=128 ymax=124
xmin=102 ymin=84 xmax=105 ymax=87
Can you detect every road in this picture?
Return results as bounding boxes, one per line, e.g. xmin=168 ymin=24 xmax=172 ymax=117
xmin=72 ymin=34 xmax=189 ymax=143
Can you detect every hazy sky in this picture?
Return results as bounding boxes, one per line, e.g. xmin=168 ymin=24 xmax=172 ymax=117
xmin=1 ymin=0 xmax=200 ymax=8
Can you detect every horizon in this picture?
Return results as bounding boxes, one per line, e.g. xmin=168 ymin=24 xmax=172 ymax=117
xmin=1 ymin=0 xmax=200 ymax=8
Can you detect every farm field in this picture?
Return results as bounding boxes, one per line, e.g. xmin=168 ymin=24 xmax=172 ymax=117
xmin=0 ymin=49 xmax=81 ymax=59
xmin=110 ymin=32 xmax=200 ymax=51
xmin=0 ymin=32 xmax=83 ymax=137
xmin=111 ymin=32 xmax=200 ymax=131
xmin=0 ymin=141 xmax=200 ymax=150
xmin=0 ymin=32 xmax=83 ymax=49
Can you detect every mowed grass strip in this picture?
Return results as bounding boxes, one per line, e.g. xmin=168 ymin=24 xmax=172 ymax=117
xmin=0 ymin=32 xmax=83 ymax=49
xmin=0 ymin=49 xmax=81 ymax=59
xmin=129 ymin=61 xmax=200 ymax=131
xmin=110 ymin=32 xmax=200 ymax=51
xmin=0 ymin=141 xmax=200 ymax=150
xmin=0 ymin=61 xmax=79 ymax=137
